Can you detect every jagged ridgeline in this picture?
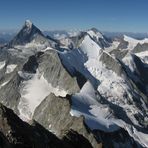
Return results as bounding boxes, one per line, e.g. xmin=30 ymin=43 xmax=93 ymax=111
xmin=0 ymin=20 xmax=147 ymax=148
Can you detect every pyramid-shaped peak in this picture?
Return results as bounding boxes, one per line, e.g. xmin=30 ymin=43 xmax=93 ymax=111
xmin=24 ymin=20 xmax=33 ymax=28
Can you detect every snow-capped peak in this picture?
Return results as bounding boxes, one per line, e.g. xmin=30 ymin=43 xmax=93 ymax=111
xmin=25 ymin=20 xmax=33 ymax=29
xmin=87 ymin=28 xmax=104 ymax=40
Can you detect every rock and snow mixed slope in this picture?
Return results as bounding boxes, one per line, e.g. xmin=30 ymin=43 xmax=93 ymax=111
xmin=0 ymin=21 xmax=147 ymax=148
xmin=18 ymin=70 xmax=67 ymax=121
xmin=59 ymin=31 xmax=148 ymax=147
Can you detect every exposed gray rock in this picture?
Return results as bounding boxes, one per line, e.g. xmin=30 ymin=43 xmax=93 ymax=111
xmin=110 ymin=48 xmax=128 ymax=59
xmin=37 ymin=50 xmax=81 ymax=94
xmin=99 ymin=51 xmax=124 ymax=76
xmin=33 ymin=93 xmax=101 ymax=148
xmin=117 ymin=39 xmax=128 ymax=50
xmin=0 ymin=103 xmax=95 ymax=148
xmin=8 ymin=20 xmax=57 ymax=48
xmin=133 ymin=43 xmax=148 ymax=53
xmin=0 ymin=71 xmax=21 ymax=113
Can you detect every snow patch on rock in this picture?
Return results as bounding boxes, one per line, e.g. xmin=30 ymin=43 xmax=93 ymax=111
xmin=18 ymin=70 xmax=67 ymax=121
xmin=0 ymin=61 xmax=5 ymax=69
xmin=6 ymin=64 xmax=17 ymax=74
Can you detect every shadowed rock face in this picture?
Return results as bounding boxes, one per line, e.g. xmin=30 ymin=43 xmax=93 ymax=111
xmin=1 ymin=103 xmax=96 ymax=148
xmin=8 ymin=21 xmax=43 ymax=46
xmin=132 ymin=54 xmax=148 ymax=83
xmin=33 ymin=93 xmax=101 ymax=148
xmin=23 ymin=55 xmax=38 ymax=73
xmin=0 ymin=103 xmax=96 ymax=148
xmin=8 ymin=20 xmax=57 ymax=48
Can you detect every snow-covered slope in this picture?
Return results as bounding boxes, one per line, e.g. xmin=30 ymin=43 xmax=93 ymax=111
xmin=87 ymin=28 xmax=110 ymax=48
xmin=70 ymin=81 xmax=119 ymax=132
xmin=18 ymin=70 xmax=67 ymax=121
xmin=70 ymin=81 xmax=148 ymax=147
xmin=59 ymin=32 xmax=148 ymax=147
xmin=124 ymin=35 xmax=148 ymax=50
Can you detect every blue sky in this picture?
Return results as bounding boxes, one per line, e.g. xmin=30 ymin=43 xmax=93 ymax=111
xmin=0 ymin=0 xmax=148 ymax=32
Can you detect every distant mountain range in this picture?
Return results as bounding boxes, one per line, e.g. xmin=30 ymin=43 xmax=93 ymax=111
xmin=1 ymin=28 xmax=148 ymax=45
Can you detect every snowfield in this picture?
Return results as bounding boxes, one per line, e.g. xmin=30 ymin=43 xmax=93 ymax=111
xmin=18 ymin=70 xmax=67 ymax=121
xmin=59 ymin=32 xmax=148 ymax=147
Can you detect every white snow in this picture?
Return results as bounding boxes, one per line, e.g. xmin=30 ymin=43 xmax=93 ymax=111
xmin=59 ymin=38 xmax=73 ymax=48
xmin=58 ymin=34 xmax=148 ymax=147
xmin=114 ymin=120 xmax=148 ymax=148
xmin=18 ymin=70 xmax=67 ymax=121
xmin=41 ymin=46 xmax=54 ymax=52
xmin=87 ymin=30 xmax=103 ymax=40
xmin=0 ymin=61 xmax=5 ymax=69
xmin=124 ymin=35 xmax=148 ymax=50
xmin=1 ymin=81 xmax=9 ymax=87
xmin=70 ymin=81 xmax=119 ymax=132
xmin=59 ymin=35 xmax=102 ymax=87
xmin=70 ymin=81 xmax=148 ymax=147
xmin=80 ymin=35 xmax=102 ymax=58
xmin=122 ymin=54 xmax=137 ymax=72
xmin=25 ymin=20 xmax=32 ymax=28
xmin=6 ymin=64 xmax=17 ymax=74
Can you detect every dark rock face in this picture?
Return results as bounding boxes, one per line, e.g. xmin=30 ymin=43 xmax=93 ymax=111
xmin=93 ymin=129 xmax=139 ymax=148
xmin=9 ymin=21 xmax=43 ymax=46
xmin=8 ymin=20 xmax=57 ymax=48
xmin=129 ymin=54 xmax=148 ymax=96
xmin=9 ymin=20 xmax=41 ymax=44
xmin=33 ymin=93 xmax=101 ymax=148
xmin=62 ymin=130 xmax=94 ymax=148
xmin=23 ymin=55 xmax=38 ymax=73
xmin=0 ymin=103 xmax=95 ymax=148
xmin=132 ymin=54 xmax=148 ymax=83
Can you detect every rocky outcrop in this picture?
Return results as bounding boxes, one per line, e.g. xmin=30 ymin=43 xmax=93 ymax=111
xmin=0 ymin=71 xmax=21 ymax=113
xmin=117 ymin=39 xmax=128 ymax=50
xmin=33 ymin=93 xmax=101 ymax=148
xmin=0 ymin=103 xmax=98 ymax=148
xmin=133 ymin=43 xmax=148 ymax=53
xmin=99 ymin=51 xmax=124 ymax=76
xmin=109 ymin=48 xmax=128 ymax=59
xmin=37 ymin=50 xmax=81 ymax=94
